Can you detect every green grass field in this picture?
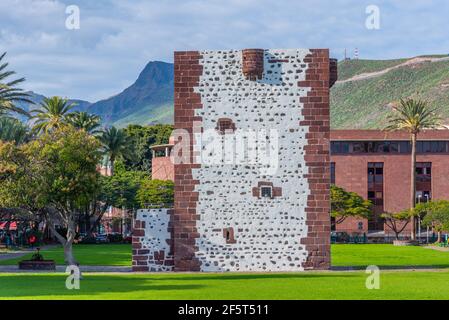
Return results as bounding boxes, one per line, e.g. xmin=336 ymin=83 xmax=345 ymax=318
xmin=2 ymin=244 xmax=449 ymax=299
xmin=0 ymin=244 xmax=131 ymax=266
xmin=2 ymin=243 xmax=449 ymax=269
xmin=332 ymin=244 xmax=449 ymax=268
xmin=2 ymin=271 xmax=449 ymax=300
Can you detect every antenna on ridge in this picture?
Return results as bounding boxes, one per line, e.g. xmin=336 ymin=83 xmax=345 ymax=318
xmin=354 ymin=48 xmax=359 ymax=60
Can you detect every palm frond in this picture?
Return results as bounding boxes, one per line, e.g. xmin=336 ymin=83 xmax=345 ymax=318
xmin=385 ymin=98 xmax=441 ymax=134
xmin=0 ymin=52 xmax=31 ymax=117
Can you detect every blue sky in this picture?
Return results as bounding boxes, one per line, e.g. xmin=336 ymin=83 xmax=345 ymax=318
xmin=1 ymin=0 xmax=449 ymax=101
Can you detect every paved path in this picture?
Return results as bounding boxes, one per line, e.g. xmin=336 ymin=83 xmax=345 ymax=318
xmin=0 ymin=265 xmax=448 ymax=274
xmin=423 ymin=245 xmax=449 ymax=252
xmin=331 ymin=266 xmax=449 ymax=272
xmin=0 ymin=249 xmax=35 ymax=262
xmin=0 ymin=245 xmax=58 ymax=262
xmin=0 ymin=265 xmax=132 ymax=273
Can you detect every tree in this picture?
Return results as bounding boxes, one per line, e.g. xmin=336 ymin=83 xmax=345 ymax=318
xmin=330 ymin=185 xmax=371 ymax=228
xmin=31 ymin=96 xmax=76 ymax=134
xmin=67 ymin=111 xmax=102 ymax=134
xmin=99 ymin=126 xmax=130 ymax=175
xmin=0 ymin=52 xmax=32 ymax=117
xmin=0 ymin=126 xmax=101 ymax=265
xmin=418 ymin=200 xmax=449 ymax=243
xmin=137 ymin=179 xmax=174 ymax=208
xmin=385 ymin=98 xmax=441 ymax=240
xmin=0 ymin=117 xmax=30 ymax=144
xmin=382 ymin=210 xmax=415 ymax=240
xmin=123 ymin=124 xmax=173 ymax=171
xmin=81 ymin=163 xmax=147 ymax=236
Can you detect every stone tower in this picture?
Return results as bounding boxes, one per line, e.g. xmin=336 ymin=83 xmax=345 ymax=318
xmin=171 ymin=48 xmax=336 ymax=271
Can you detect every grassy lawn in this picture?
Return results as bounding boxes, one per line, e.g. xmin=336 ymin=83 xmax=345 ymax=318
xmin=1 ymin=244 xmax=449 ymax=299
xmin=2 ymin=243 xmax=449 ymax=269
xmin=1 ymin=271 xmax=449 ymax=300
xmin=332 ymin=244 xmax=449 ymax=268
xmin=0 ymin=244 xmax=131 ymax=266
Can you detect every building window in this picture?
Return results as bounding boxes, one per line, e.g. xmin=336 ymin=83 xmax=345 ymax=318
xmin=330 ymin=141 xmax=449 ymax=155
xmin=216 ymin=118 xmax=236 ymax=135
xmin=368 ymin=162 xmax=384 ymax=232
xmin=260 ymin=186 xmax=273 ymax=198
xmin=330 ymin=162 xmax=335 ymax=184
xmin=416 ymin=162 xmax=432 ymax=203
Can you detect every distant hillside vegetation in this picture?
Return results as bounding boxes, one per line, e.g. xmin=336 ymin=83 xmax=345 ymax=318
xmin=88 ymin=61 xmax=174 ymax=127
xmin=331 ymin=57 xmax=449 ymax=129
xmin=337 ymin=58 xmax=408 ymax=81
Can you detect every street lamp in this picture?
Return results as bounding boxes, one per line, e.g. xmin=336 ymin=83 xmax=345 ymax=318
xmin=417 ymin=195 xmax=422 ymax=243
xmin=424 ymin=194 xmax=431 ymax=244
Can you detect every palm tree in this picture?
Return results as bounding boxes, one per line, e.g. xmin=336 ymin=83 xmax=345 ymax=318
xmin=98 ymin=126 xmax=130 ymax=175
xmin=0 ymin=52 xmax=32 ymax=116
xmin=31 ymin=96 xmax=76 ymax=134
xmin=385 ymin=98 xmax=441 ymax=240
xmin=0 ymin=116 xmax=30 ymax=144
xmin=67 ymin=111 xmax=102 ymax=134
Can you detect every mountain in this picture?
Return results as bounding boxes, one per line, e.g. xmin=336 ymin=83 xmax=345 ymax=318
xmin=11 ymin=61 xmax=174 ymax=128
xmin=331 ymin=55 xmax=449 ymax=129
xmin=87 ymin=61 xmax=174 ymax=127
xmin=14 ymin=55 xmax=449 ymax=130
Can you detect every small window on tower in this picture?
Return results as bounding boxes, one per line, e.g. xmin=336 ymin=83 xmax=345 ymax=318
xmin=216 ymin=118 xmax=236 ymax=135
xmin=260 ymin=186 xmax=273 ymax=198
xmin=223 ymin=227 xmax=236 ymax=244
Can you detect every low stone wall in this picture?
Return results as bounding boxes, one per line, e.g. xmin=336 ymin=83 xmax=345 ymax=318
xmin=132 ymin=208 xmax=174 ymax=272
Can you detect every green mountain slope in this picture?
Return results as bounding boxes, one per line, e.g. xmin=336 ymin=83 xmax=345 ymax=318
xmin=337 ymin=58 xmax=408 ymax=81
xmin=331 ymin=58 xmax=449 ymax=129
xmin=88 ymin=61 xmax=174 ymax=126
xmin=112 ymin=103 xmax=173 ymax=128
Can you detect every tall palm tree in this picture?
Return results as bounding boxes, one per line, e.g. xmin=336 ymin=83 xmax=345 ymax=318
xmin=385 ymin=98 xmax=441 ymax=240
xmin=98 ymin=126 xmax=130 ymax=175
xmin=31 ymin=96 xmax=76 ymax=134
xmin=67 ymin=111 xmax=102 ymax=134
xmin=0 ymin=116 xmax=30 ymax=144
xmin=0 ymin=52 xmax=32 ymax=117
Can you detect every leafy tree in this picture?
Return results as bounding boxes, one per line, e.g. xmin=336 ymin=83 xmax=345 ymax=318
xmin=0 ymin=52 xmax=32 ymax=117
xmin=106 ymin=162 xmax=147 ymax=209
xmin=123 ymin=124 xmax=173 ymax=171
xmin=0 ymin=126 xmax=101 ymax=265
xmin=331 ymin=185 xmax=371 ymax=227
xmin=419 ymin=200 xmax=449 ymax=243
xmin=382 ymin=210 xmax=416 ymax=240
xmin=98 ymin=126 xmax=130 ymax=175
xmin=137 ymin=179 xmax=174 ymax=208
xmin=67 ymin=111 xmax=102 ymax=134
xmin=31 ymin=96 xmax=76 ymax=134
xmin=385 ymin=98 xmax=441 ymax=240
xmin=0 ymin=117 xmax=30 ymax=144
